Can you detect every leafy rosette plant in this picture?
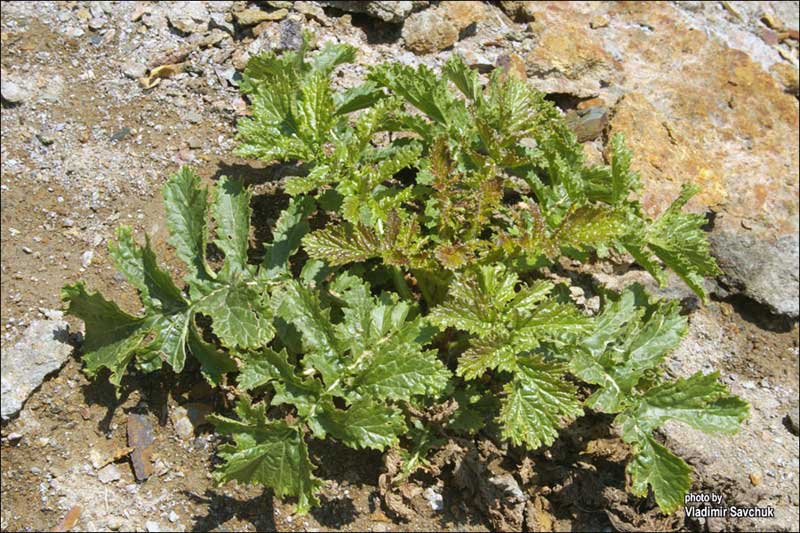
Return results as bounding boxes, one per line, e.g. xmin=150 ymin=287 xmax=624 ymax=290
xmin=63 ymin=37 xmax=747 ymax=516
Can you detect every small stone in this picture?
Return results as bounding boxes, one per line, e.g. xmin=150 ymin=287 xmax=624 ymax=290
xmin=97 ymin=464 xmax=122 ymax=484
xmin=566 ymin=106 xmax=609 ymax=142
xmin=235 ymin=8 xmax=288 ymax=26
xmin=22 ymin=246 xmax=33 ymax=254
xmin=38 ymin=307 xmax=64 ymax=320
xmin=106 ymin=516 xmax=124 ymax=531
xmin=36 ymin=133 xmax=55 ymax=146
xmin=1 ymin=80 xmax=29 ymax=104
xmin=168 ymin=511 xmax=179 ymax=523
xmin=294 ymin=2 xmax=326 ymax=22
xmin=496 ymin=53 xmax=527 ymax=81
xmin=786 ymin=402 xmax=799 ymax=435
xmin=81 ymin=250 xmax=94 ymax=268
xmin=209 ymin=12 xmax=234 ymax=35
xmin=145 ymin=520 xmax=163 ymax=533
xmin=88 ymin=17 xmax=106 ymax=30
xmin=278 ymin=16 xmax=304 ymax=52
xmin=186 ymin=111 xmax=202 ymax=124
xmin=110 ymin=127 xmax=131 ymax=142
xmin=6 ymin=432 xmax=23 ymax=442
xmin=62 ymin=218 xmax=75 ymax=228
xmin=30 ymin=466 xmax=41 ymax=475
xmin=402 ymin=9 xmax=459 ymax=54
xmin=154 ymin=458 xmax=170 ymax=476
xmin=41 ymin=75 xmax=65 ymax=103
xmin=589 ymin=15 xmax=609 ymax=29
xmin=128 ymin=413 xmax=156 ymax=481
xmin=123 ymin=61 xmax=148 ymax=80
xmin=749 ymin=472 xmax=763 ymax=486
xmin=423 ymin=486 xmax=443 ymax=512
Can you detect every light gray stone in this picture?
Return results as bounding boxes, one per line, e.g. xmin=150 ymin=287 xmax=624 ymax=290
xmin=97 ymin=464 xmax=122 ymax=484
xmin=1 ymin=320 xmax=72 ymax=421
xmin=711 ymin=231 xmax=799 ymax=318
xmin=123 ymin=61 xmax=147 ymax=80
xmin=1 ymin=79 xmax=29 ymax=103
xmin=319 ymin=1 xmax=427 ymax=23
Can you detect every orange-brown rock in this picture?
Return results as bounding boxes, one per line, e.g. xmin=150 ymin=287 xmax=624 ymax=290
xmin=402 ymin=1 xmax=485 ymax=54
xmin=518 ymin=2 xmax=798 ymax=237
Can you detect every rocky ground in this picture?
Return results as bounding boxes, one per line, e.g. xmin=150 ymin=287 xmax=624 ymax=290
xmin=1 ymin=1 xmax=798 ymax=532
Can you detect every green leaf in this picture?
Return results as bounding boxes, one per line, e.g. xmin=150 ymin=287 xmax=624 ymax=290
xmin=443 ymin=54 xmax=481 ymax=102
xmin=315 ymin=398 xmax=404 ymax=451
xmin=432 ymin=265 xmax=589 ymax=379
xmin=334 ymin=82 xmax=385 ymax=115
xmin=368 ymin=63 xmax=456 ymax=125
xmin=66 ymin=227 xmax=195 ymax=377
xmin=163 ymin=167 xmax=214 ymax=287
xmin=302 ymin=223 xmax=382 ymax=266
xmin=194 ymin=280 xmax=275 ymax=351
xmin=186 ymin=325 xmax=236 ymax=387
xmin=240 ymin=349 xmax=322 ymax=417
xmin=569 ymin=287 xmax=687 ymax=412
xmin=311 ymin=41 xmax=357 ymax=76
xmin=646 ymin=183 xmax=720 ymax=301
xmin=284 ymin=165 xmax=331 ymax=196
xmin=61 ymin=283 xmax=146 ymax=387
xmin=624 ymin=371 xmax=749 ymax=436
xmin=211 ymin=404 xmax=322 ymax=514
xmin=429 ymin=265 xmax=521 ymax=337
xmin=262 ymin=196 xmax=314 ymax=279
xmin=213 ymin=176 xmax=252 ymax=276
xmin=498 ymin=358 xmax=583 ymax=449
xmin=625 ymin=433 xmax=692 ymax=514
xmin=456 ymin=335 xmax=520 ymax=379
xmin=273 ymin=280 xmax=343 ymax=386
xmin=609 ymin=134 xmax=640 ymax=205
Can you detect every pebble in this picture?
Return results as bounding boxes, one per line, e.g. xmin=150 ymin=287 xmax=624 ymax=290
xmin=1 ymin=80 xmax=28 ymax=103
xmin=123 ymin=61 xmax=148 ymax=80
xmin=186 ymin=111 xmax=202 ymax=124
xmin=88 ymin=17 xmax=106 ymax=30
xmin=787 ymin=402 xmax=799 ymax=435
xmin=423 ymin=486 xmax=443 ymax=512
xmin=97 ymin=464 xmax=122 ymax=484
xmin=106 ymin=516 xmax=124 ymax=531
xmin=62 ymin=218 xmax=75 ymax=228
xmin=145 ymin=520 xmax=163 ymax=532
xmin=168 ymin=510 xmax=179 ymax=523
xmin=22 ymin=246 xmax=33 ymax=254
xmin=81 ymin=250 xmax=94 ymax=268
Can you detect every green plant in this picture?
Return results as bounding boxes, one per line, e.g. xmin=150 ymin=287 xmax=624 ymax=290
xmin=63 ymin=39 xmax=747 ymax=516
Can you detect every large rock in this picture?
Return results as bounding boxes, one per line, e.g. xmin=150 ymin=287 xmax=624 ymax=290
xmin=319 ymin=1 xmax=427 ymax=23
xmin=1 ymin=320 xmax=73 ymax=421
xmin=401 ymin=1 xmax=485 ymax=54
xmin=710 ymin=231 xmax=799 ymax=318
xmin=524 ymin=10 xmax=621 ymax=97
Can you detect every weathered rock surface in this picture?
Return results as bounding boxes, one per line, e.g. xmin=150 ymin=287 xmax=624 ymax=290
xmin=1 ymin=320 xmax=72 ymax=421
xmin=711 ymin=231 xmax=799 ymax=318
xmin=499 ymin=1 xmax=537 ymax=22
xmin=402 ymin=1 xmax=485 ymax=54
xmin=319 ymin=1 xmax=426 ymax=23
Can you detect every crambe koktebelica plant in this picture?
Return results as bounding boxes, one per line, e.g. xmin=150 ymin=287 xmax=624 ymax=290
xmin=63 ymin=37 xmax=747 ymax=515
